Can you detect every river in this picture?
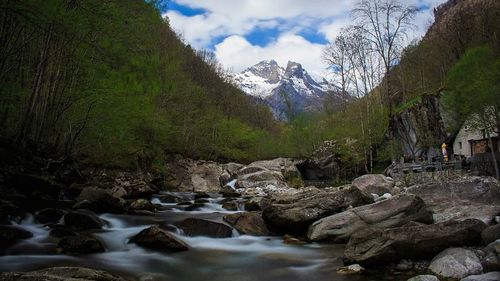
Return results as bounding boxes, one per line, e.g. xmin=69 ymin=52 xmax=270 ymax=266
xmin=0 ymin=192 xmax=409 ymax=281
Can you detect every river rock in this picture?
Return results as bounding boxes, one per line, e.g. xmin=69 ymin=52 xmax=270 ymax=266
xmin=35 ymin=208 xmax=64 ymax=224
xmin=0 ymin=225 xmax=33 ymax=250
xmin=461 ymin=272 xmax=500 ymax=281
xmin=296 ymin=140 xmax=340 ymax=180
xmin=58 ymin=234 xmax=105 ymax=254
xmin=224 ymin=212 xmax=271 ymax=236
xmin=156 ymin=193 xmax=193 ymax=203
xmin=0 ymin=199 xmax=23 ymax=224
xmin=482 ymin=224 xmax=500 ymax=245
xmin=64 ymin=210 xmax=105 ymax=230
xmin=244 ymin=197 xmax=262 ymax=211
xmin=246 ymin=158 xmax=303 ymax=188
xmin=262 ymin=186 xmax=372 ymax=235
xmin=6 ymin=173 xmax=63 ymax=209
xmin=344 ymin=219 xmax=486 ymax=265
xmin=407 ymin=275 xmax=440 ymax=281
xmin=482 ymin=240 xmax=500 ymax=271
xmin=352 ymin=174 xmax=395 ymax=197
xmin=163 ymin=156 xmax=223 ymax=192
xmin=176 ymin=218 xmax=233 ymax=238
xmin=222 ymin=201 xmax=238 ymax=211
xmin=337 ymin=264 xmax=365 ymax=274
xmin=129 ymin=199 xmax=155 ymax=212
xmin=130 ymin=226 xmax=188 ymax=252
xmin=112 ymin=178 xmax=154 ymax=199
xmin=223 ymin=162 xmax=245 ymax=177
xmin=0 ymin=267 xmax=127 ymax=281
xmin=429 ymin=248 xmax=483 ymax=279
xmin=75 ymin=187 xmax=125 ymax=213
xmin=308 ymin=194 xmax=433 ymax=242
xmin=407 ymin=177 xmax=500 ymax=224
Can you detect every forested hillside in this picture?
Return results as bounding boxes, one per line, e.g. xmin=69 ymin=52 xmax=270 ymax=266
xmin=0 ymin=0 xmax=292 ymax=168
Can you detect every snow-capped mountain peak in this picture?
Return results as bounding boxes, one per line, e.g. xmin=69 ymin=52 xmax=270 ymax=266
xmin=232 ymin=60 xmax=342 ymax=120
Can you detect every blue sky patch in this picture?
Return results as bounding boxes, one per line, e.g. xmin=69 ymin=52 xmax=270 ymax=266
xmin=167 ymin=1 xmax=206 ymax=16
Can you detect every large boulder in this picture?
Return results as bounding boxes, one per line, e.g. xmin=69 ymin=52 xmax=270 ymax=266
xmin=58 ymin=234 xmax=105 ymax=254
xmin=407 ymin=177 xmax=500 ymax=224
xmin=482 ymin=224 xmax=500 ymax=245
xmin=0 ymin=199 xmax=23 ymax=224
xmin=130 ymin=226 xmax=188 ymax=252
xmin=224 ymin=212 xmax=271 ymax=236
xmin=6 ymin=173 xmax=63 ymax=210
xmin=0 ymin=225 xmax=33 ymax=251
xmin=261 ymin=186 xmax=372 ymax=235
xmin=111 ymin=178 xmax=154 ymax=199
xmin=64 ymin=210 xmax=105 ymax=230
xmin=175 ymin=218 xmax=233 ymax=238
xmin=308 ymin=194 xmax=433 ymax=242
xmin=35 ymin=208 xmax=64 ymax=224
xmin=75 ymin=187 xmax=125 ymax=214
xmin=235 ymin=165 xmax=288 ymax=190
xmin=163 ymin=156 xmax=223 ymax=192
xmin=0 ymin=267 xmax=127 ymax=281
xmin=296 ymin=140 xmax=341 ymax=180
xmin=482 ymin=240 xmax=500 ymax=272
xmin=352 ymin=174 xmax=395 ymax=197
xmin=244 ymin=158 xmax=303 ymax=188
xmin=461 ymin=272 xmax=500 ymax=281
xmin=407 ymin=275 xmax=440 ymax=281
xmin=128 ymin=199 xmax=155 ymax=213
xmin=429 ymin=248 xmax=482 ymax=279
xmin=344 ymin=219 xmax=486 ymax=265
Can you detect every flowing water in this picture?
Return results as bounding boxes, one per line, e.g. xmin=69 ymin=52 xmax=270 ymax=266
xmin=0 ymin=193 xmax=404 ymax=281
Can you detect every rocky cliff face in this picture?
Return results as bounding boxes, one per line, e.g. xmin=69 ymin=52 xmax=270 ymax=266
xmin=389 ymin=95 xmax=449 ymax=160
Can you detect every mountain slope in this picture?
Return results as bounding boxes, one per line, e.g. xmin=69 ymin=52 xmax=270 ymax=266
xmin=232 ymin=60 xmax=344 ymax=119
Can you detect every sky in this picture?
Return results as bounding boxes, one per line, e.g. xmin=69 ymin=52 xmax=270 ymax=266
xmin=164 ymin=0 xmax=448 ymax=77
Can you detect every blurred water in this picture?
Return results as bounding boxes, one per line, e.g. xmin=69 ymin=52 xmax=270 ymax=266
xmin=0 ymin=193 xmax=396 ymax=281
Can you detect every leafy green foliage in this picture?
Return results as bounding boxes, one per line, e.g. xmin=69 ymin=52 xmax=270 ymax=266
xmin=443 ymin=45 xmax=500 ymax=132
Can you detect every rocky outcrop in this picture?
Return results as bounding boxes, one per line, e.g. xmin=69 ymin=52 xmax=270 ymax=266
xmin=224 ymin=212 xmax=271 ymax=236
xmin=130 ymin=226 xmax=188 ymax=252
xmin=344 ymin=219 xmax=486 ymax=265
xmin=429 ymin=248 xmax=482 ymax=279
xmin=308 ymin=194 xmax=433 ymax=242
xmin=234 ymin=158 xmax=302 ymax=191
xmin=388 ymin=93 xmax=447 ymax=161
xmin=175 ymin=218 xmax=233 ymax=238
xmin=407 ymin=177 xmax=500 ymax=224
xmin=0 ymin=267 xmax=127 ymax=281
xmin=261 ymin=186 xmax=372 ymax=235
xmin=351 ymin=174 xmax=395 ymax=197
xmin=58 ymin=234 xmax=105 ymax=254
xmin=296 ymin=140 xmax=340 ymax=180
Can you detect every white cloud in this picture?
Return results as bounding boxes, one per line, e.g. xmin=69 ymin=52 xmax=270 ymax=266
xmin=215 ymin=34 xmax=326 ymax=76
xmin=167 ymin=0 xmax=448 ymax=75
